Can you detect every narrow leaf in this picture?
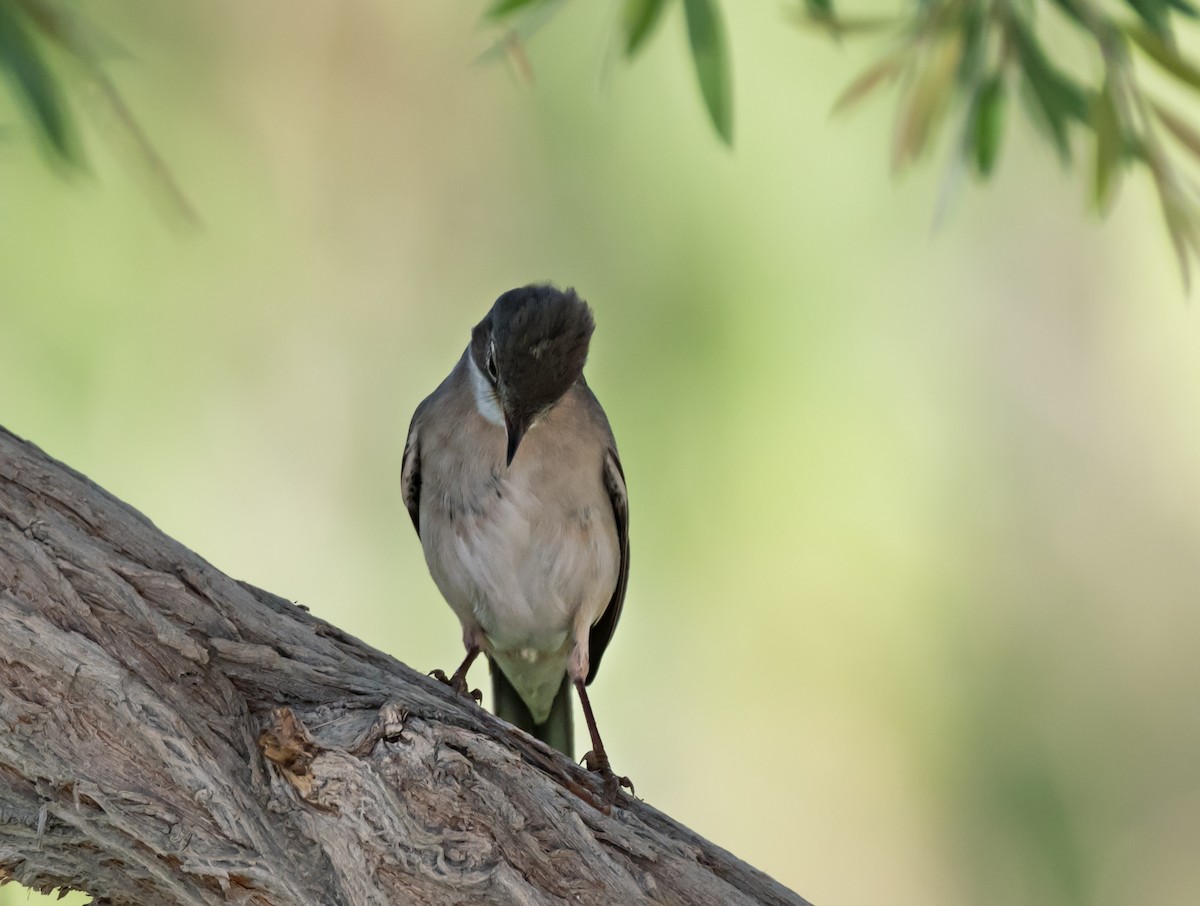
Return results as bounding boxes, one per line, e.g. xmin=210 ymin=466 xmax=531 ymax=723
xmin=800 ymin=0 xmax=838 ymax=33
xmin=17 ymin=0 xmax=199 ymax=222
xmin=683 ymin=0 xmax=733 ymax=144
xmin=1010 ymin=20 xmax=1089 ymax=162
xmin=955 ymin=2 xmax=987 ymax=86
xmin=832 ymin=50 xmax=906 ymax=115
xmin=1046 ymin=0 xmax=1088 ymax=27
xmin=15 ymin=0 xmax=128 ymax=60
xmin=1011 ymin=23 xmax=1089 ymax=122
xmin=485 ymin=0 xmax=553 ymax=20
xmin=622 ymin=0 xmax=671 ymax=58
xmin=971 ymin=75 xmax=1006 ymax=177
xmin=891 ymin=36 xmax=960 ymax=173
xmin=0 ymin=1 xmax=79 ymax=164
xmin=1092 ymin=79 xmax=1123 ymax=211
xmin=1124 ymin=0 xmax=1173 ymax=39
xmin=475 ymin=0 xmax=566 ymax=65
xmin=1126 ymin=23 xmax=1200 ymax=90
xmin=1156 ymin=175 xmax=1198 ymax=290
xmin=1165 ymin=0 xmax=1199 ymax=17
xmin=1151 ymin=98 xmax=1200 ymax=160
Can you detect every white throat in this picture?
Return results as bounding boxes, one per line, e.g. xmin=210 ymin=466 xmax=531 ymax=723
xmin=467 ymin=353 xmax=505 ymax=426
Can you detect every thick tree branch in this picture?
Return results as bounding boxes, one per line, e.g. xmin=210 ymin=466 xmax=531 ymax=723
xmin=0 ymin=426 xmax=810 ymax=906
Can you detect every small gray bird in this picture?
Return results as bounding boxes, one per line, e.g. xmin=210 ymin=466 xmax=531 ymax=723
xmin=401 ymin=284 xmax=630 ymax=794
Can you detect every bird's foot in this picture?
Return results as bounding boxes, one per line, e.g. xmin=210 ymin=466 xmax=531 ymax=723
xmin=429 ymin=668 xmax=482 ymax=704
xmin=582 ymin=749 xmax=634 ymax=804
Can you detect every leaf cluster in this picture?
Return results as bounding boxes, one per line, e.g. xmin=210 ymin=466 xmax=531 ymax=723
xmin=485 ymin=0 xmax=1200 ymax=284
xmin=485 ymin=0 xmax=733 ymax=144
xmin=0 ymin=0 xmax=196 ymax=220
xmin=0 ymin=0 xmax=84 ymax=166
xmin=7 ymin=0 xmax=1200 ymax=280
xmin=804 ymin=0 xmax=1200 ymax=284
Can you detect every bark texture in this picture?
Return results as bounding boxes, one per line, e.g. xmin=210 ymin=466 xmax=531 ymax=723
xmin=0 ymin=426 xmax=811 ymax=906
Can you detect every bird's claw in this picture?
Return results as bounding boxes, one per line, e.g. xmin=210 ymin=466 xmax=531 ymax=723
xmin=429 ymin=668 xmax=482 ymax=704
xmin=581 ymin=749 xmax=634 ymax=803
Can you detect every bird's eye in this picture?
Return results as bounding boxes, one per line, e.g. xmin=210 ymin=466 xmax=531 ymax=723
xmin=485 ymin=345 xmax=499 ymax=382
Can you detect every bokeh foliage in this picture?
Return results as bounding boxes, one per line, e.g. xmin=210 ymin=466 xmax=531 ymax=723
xmin=8 ymin=0 xmax=1200 ymax=275
xmin=801 ymin=0 xmax=1200 ymax=283
xmin=497 ymin=0 xmax=1200 ymax=281
xmin=3 ymin=3 xmax=1200 ymax=906
xmin=0 ymin=0 xmax=195 ymax=220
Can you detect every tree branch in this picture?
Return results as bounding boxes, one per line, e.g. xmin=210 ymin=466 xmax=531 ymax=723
xmin=0 ymin=426 xmax=810 ymax=906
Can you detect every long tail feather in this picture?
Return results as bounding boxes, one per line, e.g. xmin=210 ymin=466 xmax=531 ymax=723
xmin=489 ymin=658 xmax=573 ymax=759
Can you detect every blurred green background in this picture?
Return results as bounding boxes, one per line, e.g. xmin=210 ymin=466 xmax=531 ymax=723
xmin=3 ymin=2 xmax=1200 ymax=905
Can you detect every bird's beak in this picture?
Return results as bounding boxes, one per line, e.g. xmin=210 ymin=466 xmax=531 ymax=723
xmin=505 ymin=412 xmax=529 ymax=467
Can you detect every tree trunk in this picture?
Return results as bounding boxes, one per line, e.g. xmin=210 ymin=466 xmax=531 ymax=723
xmin=0 ymin=426 xmax=811 ymax=906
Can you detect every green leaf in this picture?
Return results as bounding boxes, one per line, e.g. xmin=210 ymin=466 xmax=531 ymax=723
xmin=1154 ymin=169 xmax=1200 ymax=290
xmin=683 ymin=0 xmax=733 ymax=144
xmin=891 ymin=37 xmax=960 ymax=173
xmin=955 ymin=2 xmax=988 ymax=87
xmin=1151 ymin=98 xmax=1200 ymax=161
xmin=1092 ymin=78 xmax=1123 ymax=211
xmin=475 ymin=0 xmax=566 ymax=65
xmin=622 ymin=0 xmax=671 ymax=58
xmin=832 ymin=50 xmax=906 ymax=114
xmin=16 ymin=0 xmax=199 ymax=222
xmin=970 ymin=75 xmax=1006 ymax=177
xmin=1124 ymin=0 xmax=1174 ymax=39
xmin=0 ymin=1 xmax=79 ymax=164
xmin=1126 ymin=23 xmax=1200 ymax=90
xmin=1046 ymin=0 xmax=1088 ymax=27
xmin=1010 ymin=20 xmax=1089 ymax=162
xmin=485 ymin=0 xmax=553 ymax=21
xmin=801 ymin=0 xmax=835 ymax=28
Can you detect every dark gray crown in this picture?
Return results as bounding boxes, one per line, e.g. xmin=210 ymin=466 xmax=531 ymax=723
xmin=471 ymin=284 xmax=595 ymax=418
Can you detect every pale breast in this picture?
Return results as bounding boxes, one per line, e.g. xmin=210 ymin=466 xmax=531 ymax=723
xmin=418 ymin=386 xmax=620 ymax=657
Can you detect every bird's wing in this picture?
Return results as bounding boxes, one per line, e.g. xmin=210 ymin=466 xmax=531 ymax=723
xmin=586 ymin=446 xmax=629 ymax=685
xmin=400 ymin=419 xmax=422 ymax=536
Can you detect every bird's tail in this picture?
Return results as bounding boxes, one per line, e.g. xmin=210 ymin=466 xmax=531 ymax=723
xmin=489 ymin=658 xmax=573 ymax=759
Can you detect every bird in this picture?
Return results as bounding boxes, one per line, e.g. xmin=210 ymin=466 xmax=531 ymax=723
xmin=401 ymin=283 xmax=630 ymax=797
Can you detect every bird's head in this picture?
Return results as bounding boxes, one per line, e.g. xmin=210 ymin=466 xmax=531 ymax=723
xmin=470 ymin=284 xmax=595 ymax=466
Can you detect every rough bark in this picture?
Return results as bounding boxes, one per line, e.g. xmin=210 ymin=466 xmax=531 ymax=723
xmin=0 ymin=426 xmax=811 ymax=906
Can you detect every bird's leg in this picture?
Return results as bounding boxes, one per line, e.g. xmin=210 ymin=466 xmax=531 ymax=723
xmin=430 ymin=645 xmax=483 ymax=704
xmin=574 ymin=678 xmax=633 ymax=803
